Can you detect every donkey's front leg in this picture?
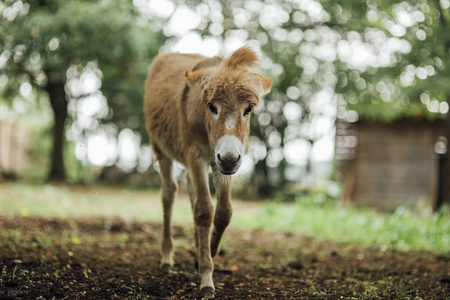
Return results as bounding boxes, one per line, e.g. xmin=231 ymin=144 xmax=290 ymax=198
xmin=190 ymin=161 xmax=215 ymax=298
xmin=211 ymin=172 xmax=232 ymax=258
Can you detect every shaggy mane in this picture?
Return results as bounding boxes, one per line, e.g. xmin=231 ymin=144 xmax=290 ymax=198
xmin=225 ymin=46 xmax=260 ymax=70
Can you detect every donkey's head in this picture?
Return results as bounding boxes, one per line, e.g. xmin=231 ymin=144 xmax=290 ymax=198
xmin=186 ymin=46 xmax=272 ymax=175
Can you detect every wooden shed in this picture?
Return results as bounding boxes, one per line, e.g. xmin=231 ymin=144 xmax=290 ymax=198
xmin=335 ymin=118 xmax=445 ymax=209
xmin=0 ymin=120 xmax=31 ymax=179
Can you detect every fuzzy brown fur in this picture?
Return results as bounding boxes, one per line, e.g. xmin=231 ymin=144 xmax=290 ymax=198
xmin=144 ymin=46 xmax=271 ymax=297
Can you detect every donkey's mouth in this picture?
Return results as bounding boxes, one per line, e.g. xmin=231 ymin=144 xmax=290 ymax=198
xmin=218 ymin=161 xmax=242 ymax=175
xmin=220 ymin=170 xmax=237 ymax=175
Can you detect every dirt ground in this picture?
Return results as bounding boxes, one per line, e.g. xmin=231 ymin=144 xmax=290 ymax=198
xmin=0 ymin=214 xmax=448 ymax=299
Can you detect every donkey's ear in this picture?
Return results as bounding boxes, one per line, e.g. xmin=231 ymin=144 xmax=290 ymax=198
xmin=185 ymin=69 xmax=209 ymax=89
xmin=256 ymin=74 xmax=272 ymax=95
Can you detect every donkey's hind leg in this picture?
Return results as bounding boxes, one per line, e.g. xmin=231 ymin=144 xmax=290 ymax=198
xmin=155 ymin=149 xmax=178 ymax=273
xmin=187 ymin=174 xmax=199 ymax=266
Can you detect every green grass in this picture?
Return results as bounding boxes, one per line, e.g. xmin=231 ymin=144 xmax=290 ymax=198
xmin=0 ymin=182 xmax=261 ymax=225
xmin=0 ymin=182 xmax=449 ymax=254
xmin=0 ymin=182 xmax=192 ymax=224
xmin=234 ymin=194 xmax=450 ymax=254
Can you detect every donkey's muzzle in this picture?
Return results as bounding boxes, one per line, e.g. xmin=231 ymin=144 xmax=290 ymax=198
xmin=217 ymin=153 xmax=242 ymax=175
xmin=216 ymin=135 xmax=243 ymax=175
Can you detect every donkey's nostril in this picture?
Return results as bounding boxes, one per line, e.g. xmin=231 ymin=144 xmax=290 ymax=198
xmin=217 ymin=153 xmax=241 ymax=165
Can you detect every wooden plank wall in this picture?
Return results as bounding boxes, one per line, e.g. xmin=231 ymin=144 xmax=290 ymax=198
xmin=337 ymin=118 xmax=445 ymax=209
xmin=0 ymin=120 xmax=31 ymax=176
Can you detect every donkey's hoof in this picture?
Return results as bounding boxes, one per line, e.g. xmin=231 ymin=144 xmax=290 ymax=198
xmin=200 ymin=286 xmax=215 ymax=299
xmin=161 ymin=263 xmax=171 ymax=274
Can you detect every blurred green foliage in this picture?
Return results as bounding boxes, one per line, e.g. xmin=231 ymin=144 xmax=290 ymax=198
xmin=1 ymin=0 xmax=163 ymax=120
xmin=0 ymin=0 xmax=163 ymax=180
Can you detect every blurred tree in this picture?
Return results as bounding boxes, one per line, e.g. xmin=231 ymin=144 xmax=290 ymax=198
xmin=0 ymin=0 xmax=163 ymax=181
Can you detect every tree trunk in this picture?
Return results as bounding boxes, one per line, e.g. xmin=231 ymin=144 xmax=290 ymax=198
xmin=254 ymin=158 xmax=272 ymax=198
xmin=46 ymin=81 xmax=67 ymax=182
xmin=432 ymin=0 xmax=450 ymax=210
xmin=438 ymin=101 xmax=450 ymax=209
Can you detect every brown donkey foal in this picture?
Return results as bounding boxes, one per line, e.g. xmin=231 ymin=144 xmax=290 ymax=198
xmin=144 ymin=46 xmax=271 ymax=298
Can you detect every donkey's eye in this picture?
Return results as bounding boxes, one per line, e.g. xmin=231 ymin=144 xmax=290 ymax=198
xmin=208 ymin=103 xmax=218 ymax=115
xmin=243 ymin=106 xmax=253 ymax=116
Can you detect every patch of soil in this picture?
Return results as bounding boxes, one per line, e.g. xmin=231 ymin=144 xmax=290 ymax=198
xmin=0 ymin=214 xmax=448 ymax=299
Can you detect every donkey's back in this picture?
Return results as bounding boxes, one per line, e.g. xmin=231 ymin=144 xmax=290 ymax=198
xmin=144 ymin=53 xmax=208 ymax=163
xmin=146 ymin=53 xmax=204 ymax=95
